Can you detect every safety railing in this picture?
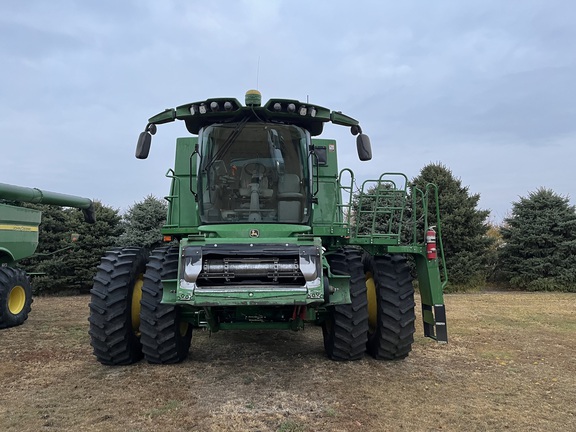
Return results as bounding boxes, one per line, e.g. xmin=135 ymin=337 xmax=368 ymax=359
xmin=351 ymin=173 xmax=409 ymax=244
xmin=332 ymin=172 xmax=445 ymax=260
xmin=329 ymin=168 xmax=355 ymax=233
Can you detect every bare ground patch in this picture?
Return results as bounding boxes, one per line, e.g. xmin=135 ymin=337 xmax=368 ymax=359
xmin=1 ymin=292 xmax=575 ymax=431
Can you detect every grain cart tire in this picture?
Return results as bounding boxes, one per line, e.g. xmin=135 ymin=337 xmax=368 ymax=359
xmin=140 ymin=247 xmax=192 ymax=364
xmin=89 ymin=247 xmax=148 ymax=365
xmin=322 ymin=248 xmax=369 ymax=361
xmin=0 ymin=267 xmax=33 ymax=329
xmin=364 ymin=254 xmax=416 ymax=360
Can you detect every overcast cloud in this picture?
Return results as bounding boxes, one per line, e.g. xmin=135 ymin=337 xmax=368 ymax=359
xmin=1 ymin=1 xmax=575 ymax=223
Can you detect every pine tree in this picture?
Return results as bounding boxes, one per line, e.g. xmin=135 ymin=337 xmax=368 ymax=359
xmin=21 ymin=202 xmax=123 ymax=294
xmin=66 ymin=201 xmax=124 ymax=292
xmin=20 ymin=203 xmax=74 ymax=256
xmin=117 ymin=195 xmax=168 ymax=250
xmin=411 ymin=163 xmax=492 ymax=288
xmin=497 ymin=188 xmax=576 ymax=291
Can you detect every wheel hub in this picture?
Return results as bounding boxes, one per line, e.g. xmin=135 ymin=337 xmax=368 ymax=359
xmin=8 ymin=285 xmax=26 ymax=315
xmin=365 ymin=272 xmax=377 ymax=332
xmin=131 ymin=275 xmax=144 ymax=334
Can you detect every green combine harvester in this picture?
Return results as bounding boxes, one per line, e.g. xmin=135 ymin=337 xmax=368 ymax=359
xmin=0 ymin=183 xmax=95 ymax=328
xmin=89 ymin=90 xmax=448 ymax=365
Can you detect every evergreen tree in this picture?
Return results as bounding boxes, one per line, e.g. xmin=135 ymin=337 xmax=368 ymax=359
xmin=66 ymin=201 xmax=124 ymax=292
xmin=411 ymin=163 xmax=492 ymax=288
xmin=117 ymin=195 xmax=168 ymax=250
xmin=21 ymin=202 xmax=123 ymax=294
xmin=497 ymin=188 xmax=576 ymax=291
xmin=20 ymin=203 xmax=74 ymax=256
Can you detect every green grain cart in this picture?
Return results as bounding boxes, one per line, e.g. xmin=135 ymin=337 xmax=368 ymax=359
xmin=0 ymin=183 xmax=95 ymax=328
xmin=89 ymin=90 xmax=448 ymax=365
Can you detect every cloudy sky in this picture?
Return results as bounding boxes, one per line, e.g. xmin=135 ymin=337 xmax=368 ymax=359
xmin=1 ymin=1 xmax=574 ymax=223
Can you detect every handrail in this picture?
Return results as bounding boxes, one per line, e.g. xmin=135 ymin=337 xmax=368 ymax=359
xmin=331 ymin=168 xmax=354 ymax=233
xmin=164 ymin=168 xmax=179 ymax=227
xmin=350 ymin=173 xmax=408 ymax=242
xmin=330 ymin=171 xmax=447 ymax=284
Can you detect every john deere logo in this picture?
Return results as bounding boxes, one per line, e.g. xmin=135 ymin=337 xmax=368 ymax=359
xmin=249 ymin=229 xmax=260 ymax=238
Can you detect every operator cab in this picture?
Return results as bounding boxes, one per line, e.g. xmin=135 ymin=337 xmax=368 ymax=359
xmin=198 ymin=122 xmax=311 ymax=224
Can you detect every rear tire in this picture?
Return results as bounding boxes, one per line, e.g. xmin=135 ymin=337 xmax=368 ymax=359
xmin=0 ymin=267 xmax=33 ymax=329
xmin=322 ymin=248 xmax=369 ymax=361
xmin=89 ymin=247 xmax=148 ymax=365
xmin=140 ymin=247 xmax=192 ymax=364
xmin=365 ymin=254 xmax=416 ymax=360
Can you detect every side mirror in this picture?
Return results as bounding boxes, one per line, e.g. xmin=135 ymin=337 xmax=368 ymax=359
xmin=135 ymin=131 xmax=152 ymax=159
xmin=356 ymin=134 xmax=372 ymax=161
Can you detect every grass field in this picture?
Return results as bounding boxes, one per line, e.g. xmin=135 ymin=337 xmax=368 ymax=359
xmin=1 ymin=292 xmax=575 ymax=431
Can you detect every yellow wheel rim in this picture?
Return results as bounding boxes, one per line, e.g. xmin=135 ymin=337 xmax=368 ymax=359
xmin=131 ymin=274 xmax=144 ymax=334
xmin=366 ymin=272 xmax=377 ymax=332
xmin=8 ymin=285 xmax=26 ymax=315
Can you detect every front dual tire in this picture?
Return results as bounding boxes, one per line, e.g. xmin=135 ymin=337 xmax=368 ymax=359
xmin=140 ymin=247 xmax=192 ymax=364
xmin=89 ymin=247 xmax=191 ymax=366
xmin=322 ymin=249 xmax=416 ymax=361
xmin=364 ymin=254 xmax=416 ymax=360
xmin=89 ymin=247 xmax=148 ymax=365
xmin=322 ymin=249 xmax=369 ymax=361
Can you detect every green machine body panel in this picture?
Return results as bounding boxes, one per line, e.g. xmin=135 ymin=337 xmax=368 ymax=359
xmin=0 ymin=204 xmax=41 ymax=264
xmin=162 ymin=137 xmax=200 ymax=235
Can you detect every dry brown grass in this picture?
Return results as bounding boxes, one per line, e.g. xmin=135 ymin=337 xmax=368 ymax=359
xmin=1 ymin=292 xmax=575 ymax=431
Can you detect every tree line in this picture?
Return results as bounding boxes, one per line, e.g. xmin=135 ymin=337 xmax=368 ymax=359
xmin=9 ymin=163 xmax=576 ymax=294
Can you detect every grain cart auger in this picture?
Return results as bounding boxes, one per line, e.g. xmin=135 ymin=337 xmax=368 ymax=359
xmin=89 ymin=90 xmax=448 ymax=366
xmin=0 ymin=182 xmax=95 ymax=328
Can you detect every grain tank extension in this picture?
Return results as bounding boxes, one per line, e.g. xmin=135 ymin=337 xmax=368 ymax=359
xmin=89 ymin=90 xmax=448 ymax=365
xmin=0 ymin=183 xmax=95 ymax=328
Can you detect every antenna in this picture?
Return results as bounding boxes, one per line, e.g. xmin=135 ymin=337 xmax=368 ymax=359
xmin=256 ymin=56 xmax=260 ymax=90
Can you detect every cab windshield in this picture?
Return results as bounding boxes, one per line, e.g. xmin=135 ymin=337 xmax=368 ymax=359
xmin=198 ymin=122 xmax=310 ymax=224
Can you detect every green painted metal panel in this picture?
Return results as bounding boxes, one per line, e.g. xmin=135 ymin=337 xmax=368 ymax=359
xmin=326 ymin=274 xmax=351 ymax=304
xmin=197 ymin=223 xmax=311 ymax=239
xmin=180 ymin=289 xmax=310 ymax=307
xmin=162 ymin=137 xmax=199 ymax=235
xmin=414 ymin=254 xmax=447 ymax=342
xmin=149 ymin=108 xmax=176 ymax=124
xmin=0 ymin=204 xmax=41 ymax=264
xmin=311 ymin=139 xmax=344 ymax=233
xmin=330 ymin=111 xmax=360 ymax=127
xmin=171 ymin=234 xmax=337 ymax=308
xmin=217 ymin=322 xmax=299 ymax=331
